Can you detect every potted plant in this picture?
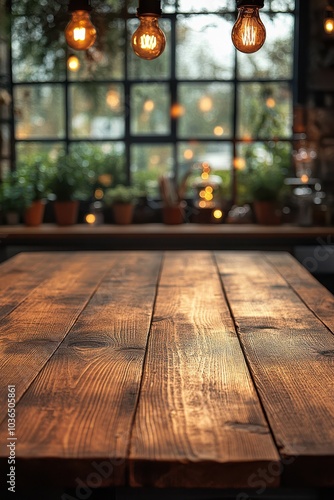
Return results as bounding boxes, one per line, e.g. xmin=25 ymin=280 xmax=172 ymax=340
xmin=105 ymin=184 xmax=138 ymax=224
xmin=0 ymin=172 xmax=29 ymax=225
xmin=48 ymin=154 xmax=87 ymax=226
xmin=17 ymin=160 xmax=50 ymax=226
xmin=248 ymin=166 xmax=285 ymax=225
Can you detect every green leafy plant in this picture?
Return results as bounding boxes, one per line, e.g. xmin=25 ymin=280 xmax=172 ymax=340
xmin=248 ymin=166 xmax=285 ymax=202
xmin=0 ymin=172 xmax=30 ymax=213
xmin=105 ymin=185 xmax=139 ymax=205
xmin=48 ymin=153 xmax=91 ymax=202
xmin=16 ymin=160 xmax=50 ymax=202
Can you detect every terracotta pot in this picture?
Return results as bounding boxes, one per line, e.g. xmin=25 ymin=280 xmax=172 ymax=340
xmin=162 ymin=205 xmax=184 ymax=225
xmin=54 ymin=200 xmax=79 ymax=226
xmin=24 ymin=200 xmax=45 ymax=227
xmin=253 ymin=201 xmax=281 ymax=225
xmin=112 ymin=203 xmax=134 ymax=225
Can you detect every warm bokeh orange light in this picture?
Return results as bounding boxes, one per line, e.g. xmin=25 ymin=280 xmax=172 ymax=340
xmin=143 ymin=99 xmax=155 ymax=112
xmin=67 ymin=55 xmax=80 ymax=72
xmin=85 ymin=213 xmax=96 ymax=224
xmin=94 ymin=188 xmax=104 ymax=200
xmin=171 ymin=103 xmax=185 ymax=118
xmin=198 ymin=96 xmax=213 ymax=112
xmin=106 ymin=90 xmax=121 ymax=110
xmin=213 ymin=126 xmax=224 ymax=136
xmin=213 ymin=210 xmax=223 ymax=219
xmin=266 ymin=97 xmax=276 ymax=108
xmin=325 ymin=19 xmax=334 ymax=34
xmin=233 ymin=157 xmax=246 ymax=170
xmin=183 ymin=149 xmax=194 ymax=160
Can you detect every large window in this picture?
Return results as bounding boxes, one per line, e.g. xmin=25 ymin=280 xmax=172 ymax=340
xmin=4 ymin=0 xmax=296 ymax=201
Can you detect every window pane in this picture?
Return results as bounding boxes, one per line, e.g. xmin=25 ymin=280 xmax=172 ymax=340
xmin=0 ymin=124 xmax=11 ymax=157
xmin=16 ymin=142 xmax=65 ymax=165
xmin=131 ymin=144 xmax=174 ymax=197
xmin=176 ymin=15 xmax=234 ymax=80
xmin=127 ymin=0 xmax=175 ymax=13
xmin=177 ymin=1 xmax=235 ymax=12
xmin=178 ymin=83 xmax=233 ymax=139
xmin=127 ymin=18 xmax=171 ymax=79
xmin=237 ymin=14 xmax=294 ymax=80
xmin=14 ymin=85 xmax=65 ymax=139
xmin=237 ymin=83 xmax=292 ymax=140
xmin=69 ymin=19 xmax=125 ymax=81
xmin=178 ymin=141 xmax=233 ymax=173
xmin=97 ymin=0 xmax=124 ymax=13
xmin=131 ymin=84 xmax=170 ymax=136
xmin=69 ymin=142 xmax=126 ymax=187
xmin=178 ymin=142 xmax=233 ymax=201
xmin=12 ymin=17 xmax=66 ymax=82
xmin=265 ymin=0 xmax=295 ymax=12
xmin=69 ymin=84 xmax=124 ymax=139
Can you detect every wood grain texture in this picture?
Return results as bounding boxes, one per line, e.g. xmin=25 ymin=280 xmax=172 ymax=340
xmin=130 ymin=251 xmax=279 ymax=488
xmin=0 ymin=252 xmax=75 ymax=318
xmin=0 ymin=252 xmax=114 ymax=424
xmin=215 ymin=251 xmax=334 ymax=487
xmin=1 ymin=252 xmax=162 ymax=487
xmin=266 ymin=251 xmax=334 ymax=335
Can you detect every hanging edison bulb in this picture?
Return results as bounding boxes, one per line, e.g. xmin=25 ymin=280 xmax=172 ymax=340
xmin=65 ymin=0 xmax=97 ymax=51
xmin=324 ymin=6 xmax=334 ymax=34
xmin=131 ymin=0 xmax=166 ymax=60
xmin=231 ymin=0 xmax=266 ymax=54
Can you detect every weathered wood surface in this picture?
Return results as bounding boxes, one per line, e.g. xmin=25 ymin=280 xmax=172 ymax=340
xmin=0 ymin=250 xmax=333 ymax=490
xmin=0 ymin=252 xmax=116 ymax=425
xmin=130 ymin=251 xmax=279 ymax=488
xmin=0 ymin=251 xmax=162 ymax=486
xmin=215 ymin=251 xmax=334 ymax=487
xmin=266 ymin=251 xmax=334 ymax=335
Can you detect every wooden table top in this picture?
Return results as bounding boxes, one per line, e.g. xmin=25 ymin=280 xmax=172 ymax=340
xmin=0 ymin=250 xmax=334 ymax=492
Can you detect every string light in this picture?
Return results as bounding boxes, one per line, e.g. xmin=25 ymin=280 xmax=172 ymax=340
xmin=232 ymin=0 xmax=266 ymax=54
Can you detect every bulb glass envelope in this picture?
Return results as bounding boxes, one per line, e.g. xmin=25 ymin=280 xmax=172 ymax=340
xmin=65 ymin=0 xmax=97 ymax=51
xmin=232 ymin=0 xmax=266 ymax=54
xmin=131 ymin=0 xmax=166 ymax=60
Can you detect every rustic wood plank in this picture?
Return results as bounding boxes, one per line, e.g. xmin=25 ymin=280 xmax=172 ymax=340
xmin=266 ymin=251 xmax=334 ymax=335
xmin=130 ymin=251 xmax=279 ymax=489
xmin=215 ymin=251 xmax=334 ymax=487
xmin=0 ymin=252 xmax=162 ymax=487
xmin=0 ymin=252 xmax=84 ymax=318
xmin=0 ymin=252 xmax=114 ymax=424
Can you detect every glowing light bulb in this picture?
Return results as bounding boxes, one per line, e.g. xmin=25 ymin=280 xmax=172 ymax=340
xmin=232 ymin=2 xmax=266 ymax=54
xmin=131 ymin=0 xmax=166 ymax=60
xmin=324 ymin=7 xmax=334 ymax=34
xmin=65 ymin=1 xmax=96 ymax=51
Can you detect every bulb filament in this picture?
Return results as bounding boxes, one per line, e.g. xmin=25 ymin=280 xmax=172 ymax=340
xmin=242 ymin=23 xmax=257 ymax=46
xmin=140 ymin=34 xmax=157 ymax=50
xmin=74 ymin=27 xmax=86 ymax=41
